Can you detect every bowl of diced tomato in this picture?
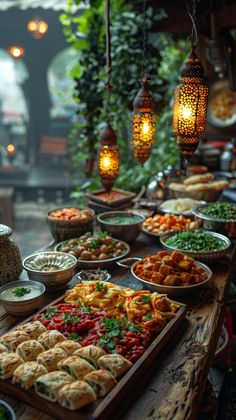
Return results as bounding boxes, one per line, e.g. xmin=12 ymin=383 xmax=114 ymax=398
xmin=47 ymin=207 xmax=95 ymax=242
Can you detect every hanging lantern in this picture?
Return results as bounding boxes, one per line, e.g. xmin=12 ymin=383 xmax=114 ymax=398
xmin=27 ymin=18 xmax=48 ymax=39
xmin=173 ymin=50 xmax=208 ymax=159
xmin=8 ymin=45 xmax=25 ymax=60
xmin=132 ymin=78 xmax=156 ymax=165
xmin=98 ymin=122 xmax=119 ymax=192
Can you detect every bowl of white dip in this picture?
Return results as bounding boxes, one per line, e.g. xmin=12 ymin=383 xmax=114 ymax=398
xmin=0 ymin=280 xmax=45 ymax=316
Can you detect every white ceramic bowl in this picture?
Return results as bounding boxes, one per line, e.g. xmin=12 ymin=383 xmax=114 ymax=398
xmin=0 ymin=280 xmax=45 ymax=316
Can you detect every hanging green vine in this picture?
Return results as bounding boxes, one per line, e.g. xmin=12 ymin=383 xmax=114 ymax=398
xmin=60 ymin=0 xmax=189 ymax=195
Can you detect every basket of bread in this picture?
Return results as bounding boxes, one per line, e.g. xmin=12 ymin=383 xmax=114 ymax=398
xmin=168 ymin=172 xmax=229 ymax=202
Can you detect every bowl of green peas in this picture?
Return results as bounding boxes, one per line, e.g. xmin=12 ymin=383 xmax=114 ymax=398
xmin=192 ymin=202 xmax=236 ymax=238
xmin=160 ymin=229 xmax=231 ymax=263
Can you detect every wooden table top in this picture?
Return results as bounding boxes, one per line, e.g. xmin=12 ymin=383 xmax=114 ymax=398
xmin=0 ymin=233 xmax=234 ymax=420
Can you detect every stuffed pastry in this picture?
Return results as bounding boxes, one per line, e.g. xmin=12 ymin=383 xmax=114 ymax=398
xmin=58 ymin=380 xmax=97 ymax=410
xmin=35 ymin=371 xmax=74 ymax=402
xmin=0 ymin=344 xmax=8 ymax=355
xmin=73 ymin=345 xmax=106 ymax=369
xmin=98 ymin=354 xmax=133 ymax=378
xmin=37 ymin=330 xmax=65 ymax=350
xmin=37 ymin=348 xmax=66 ymax=372
xmin=0 ymin=331 xmax=29 ymax=352
xmin=57 ymin=356 xmax=95 ymax=380
xmin=16 ymin=321 xmax=46 ymax=339
xmin=0 ymin=353 xmax=23 ymax=379
xmin=84 ymin=369 xmax=117 ymax=397
xmin=54 ymin=340 xmax=81 ymax=356
xmin=17 ymin=340 xmax=45 ymax=362
xmin=12 ymin=361 xmax=47 ymax=390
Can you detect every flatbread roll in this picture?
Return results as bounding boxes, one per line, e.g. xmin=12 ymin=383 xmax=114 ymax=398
xmin=210 ymin=180 xmax=229 ymax=191
xmin=58 ymin=356 xmax=95 ymax=380
xmin=17 ymin=339 xmax=45 ymax=362
xmin=16 ymin=321 xmax=46 ymax=339
xmin=98 ymin=354 xmax=132 ymax=378
xmin=37 ymin=348 xmax=66 ymax=372
xmin=73 ymin=345 xmax=106 ymax=369
xmin=0 ymin=352 xmax=23 ymax=379
xmin=0 ymin=344 xmax=8 ymax=355
xmin=168 ymin=182 xmax=186 ymax=191
xmin=185 ymin=183 xmax=210 ymax=191
xmin=35 ymin=371 xmax=74 ymax=402
xmin=58 ymin=380 xmax=96 ymax=410
xmin=54 ymin=340 xmax=81 ymax=356
xmin=12 ymin=361 xmax=47 ymax=389
xmin=37 ymin=330 xmax=65 ymax=350
xmin=183 ymin=172 xmax=214 ymax=185
xmin=84 ymin=369 xmax=117 ymax=397
xmin=0 ymin=331 xmax=29 ymax=351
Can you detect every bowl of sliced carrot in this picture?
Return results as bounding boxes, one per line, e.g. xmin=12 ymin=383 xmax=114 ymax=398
xmin=141 ymin=213 xmax=200 ymax=239
xmin=47 ymin=207 xmax=95 ymax=242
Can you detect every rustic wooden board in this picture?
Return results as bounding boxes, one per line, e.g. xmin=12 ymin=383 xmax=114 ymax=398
xmin=0 ymin=295 xmax=186 ymax=420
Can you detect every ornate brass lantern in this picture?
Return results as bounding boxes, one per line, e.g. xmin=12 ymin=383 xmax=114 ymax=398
xmin=132 ymin=79 xmax=156 ymax=165
xmin=173 ymin=50 xmax=208 ymax=159
xmin=98 ymin=122 xmax=119 ymax=192
xmin=27 ymin=18 xmax=48 ymax=39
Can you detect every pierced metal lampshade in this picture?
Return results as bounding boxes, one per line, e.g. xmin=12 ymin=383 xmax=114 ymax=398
xmin=173 ymin=50 xmax=208 ymax=159
xmin=27 ymin=18 xmax=48 ymax=39
xmin=132 ymin=79 xmax=156 ymax=165
xmin=98 ymin=122 xmax=119 ymax=192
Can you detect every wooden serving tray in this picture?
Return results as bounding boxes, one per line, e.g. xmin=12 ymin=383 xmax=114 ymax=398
xmin=0 ymin=295 xmax=186 ymax=420
xmin=86 ymin=188 xmax=136 ymax=207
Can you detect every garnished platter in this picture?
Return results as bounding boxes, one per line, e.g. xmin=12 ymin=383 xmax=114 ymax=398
xmin=0 ymin=281 xmax=186 ymax=419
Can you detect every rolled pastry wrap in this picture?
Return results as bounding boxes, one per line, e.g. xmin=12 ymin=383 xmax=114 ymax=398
xmin=0 ymin=331 xmax=29 ymax=352
xmin=17 ymin=340 xmax=45 ymax=362
xmin=209 ymin=180 xmax=229 ymax=191
xmin=84 ymin=369 xmax=117 ymax=397
xmin=16 ymin=321 xmax=46 ymax=339
xmin=168 ymin=182 xmax=186 ymax=191
xmin=54 ymin=340 xmax=81 ymax=356
xmin=73 ymin=345 xmax=106 ymax=369
xmin=57 ymin=356 xmax=95 ymax=380
xmin=37 ymin=348 xmax=67 ymax=372
xmin=0 ymin=344 xmax=8 ymax=355
xmin=185 ymin=183 xmax=210 ymax=191
xmin=183 ymin=172 xmax=214 ymax=185
xmin=12 ymin=361 xmax=47 ymax=390
xmin=35 ymin=371 xmax=74 ymax=402
xmin=0 ymin=353 xmax=23 ymax=379
xmin=98 ymin=354 xmax=133 ymax=378
xmin=58 ymin=380 xmax=97 ymax=410
xmin=37 ymin=330 xmax=65 ymax=350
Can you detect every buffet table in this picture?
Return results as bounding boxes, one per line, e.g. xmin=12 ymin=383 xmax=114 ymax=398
xmin=0 ymin=232 xmax=234 ymax=420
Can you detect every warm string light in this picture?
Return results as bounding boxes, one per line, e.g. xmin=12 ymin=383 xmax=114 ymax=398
xmin=172 ymin=50 xmax=208 ymax=159
xmin=8 ymin=45 xmax=25 ymax=60
xmin=27 ymin=18 xmax=48 ymax=39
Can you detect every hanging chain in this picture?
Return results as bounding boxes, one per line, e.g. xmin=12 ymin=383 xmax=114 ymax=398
xmin=142 ymin=0 xmax=148 ymax=78
xmin=186 ymin=0 xmax=198 ymax=48
xmin=105 ymin=0 xmax=112 ymax=118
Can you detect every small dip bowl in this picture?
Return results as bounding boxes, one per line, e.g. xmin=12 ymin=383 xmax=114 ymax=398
xmin=23 ymin=252 xmax=77 ymax=291
xmin=0 ymin=280 xmax=45 ymax=316
xmin=77 ymin=269 xmax=111 ymax=282
xmin=97 ymin=211 xmax=145 ymax=242
xmin=0 ymin=400 xmax=16 ymax=420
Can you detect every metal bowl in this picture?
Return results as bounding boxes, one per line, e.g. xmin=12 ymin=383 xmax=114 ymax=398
xmin=23 ymin=252 xmax=77 ymax=292
xmin=192 ymin=203 xmax=236 ymax=238
xmin=77 ymin=269 xmax=111 ymax=282
xmin=160 ymin=231 xmax=231 ymax=263
xmin=117 ymin=258 xmax=212 ymax=297
xmin=167 ymin=186 xmax=222 ymax=202
xmin=97 ymin=211 xmax=145 ymax=242
xmin=0 ymin=400 xmax=16 ymax=420
xmin=0 ymin=280 xmax=45 ymax=316
xmin=54 ymin=239 xmax=130 ymax=269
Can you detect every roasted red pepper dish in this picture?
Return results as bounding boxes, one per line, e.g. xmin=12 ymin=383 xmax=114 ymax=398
xmin=49 ymin=208 xmax=94 ymax=222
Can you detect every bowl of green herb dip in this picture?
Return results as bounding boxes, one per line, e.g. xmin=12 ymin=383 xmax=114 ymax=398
xmin=97 ymin=211 xmax=145 ymax=242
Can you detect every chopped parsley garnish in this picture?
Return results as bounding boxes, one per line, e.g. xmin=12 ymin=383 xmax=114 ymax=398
xmin=43 ymin=307 xmax=57 ymax=319
xmin=64 ymin=313 xmax=79 ymax=324
xmin=13 ymin=287 xmax=31 ymax=297
xmin=97 ymin=336 xmax=116 ymax=350
xmin=68 ymin=332 xmax=79 ymax=341
xmin=81 ymin=304 xmax=92 ymax=313
xmin=144 ymin=313 xmax=155 ymax=321
xmin=94 ymin=282 xmax=108 ymax=292
xmin=142 ymin=296 xmax=151 ymax=304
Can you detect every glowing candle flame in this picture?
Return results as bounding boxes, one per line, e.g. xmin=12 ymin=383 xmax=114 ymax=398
xmin=142 ymin=121 xmax=150 ymax=135
xmin=102 ymin=156 xmax=111 ymax=169
xmin=181 ymin=106 xmax=192 ymax=119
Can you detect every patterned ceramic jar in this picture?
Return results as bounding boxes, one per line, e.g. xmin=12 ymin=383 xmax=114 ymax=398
xmin=0 ymin=224 xmax=22 ymax=285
